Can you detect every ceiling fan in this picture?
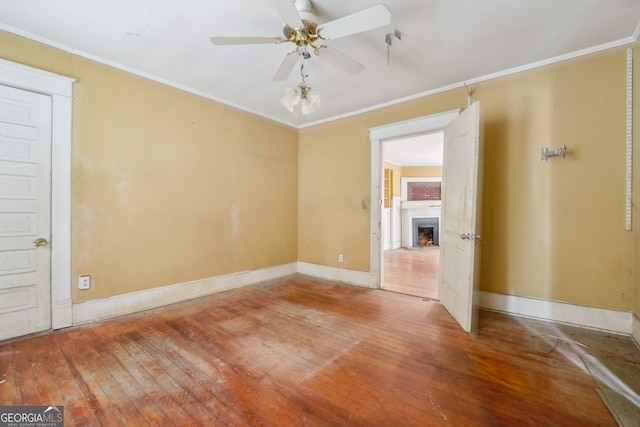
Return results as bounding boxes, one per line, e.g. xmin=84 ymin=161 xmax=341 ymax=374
xmin=210 ymin=0 xmax=392 ymax=81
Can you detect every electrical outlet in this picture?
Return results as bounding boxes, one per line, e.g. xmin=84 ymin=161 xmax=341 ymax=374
xmin=338 ymin=254 xmax=344 ymax=263
xmin=78 ymin=275 xmax=91 ymax=290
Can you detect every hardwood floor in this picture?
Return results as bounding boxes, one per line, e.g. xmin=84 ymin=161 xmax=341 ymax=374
xmin=383 ymin=247 xmax=439 ymax=299
xmin=1 ymin=274 xmax=636 ymax=426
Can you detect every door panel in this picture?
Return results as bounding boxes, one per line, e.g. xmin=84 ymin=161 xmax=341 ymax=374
xmin=0 ymin=84 xmax=52 ymax=341
xmin=438 ymin=101 xmax=483 ymax=332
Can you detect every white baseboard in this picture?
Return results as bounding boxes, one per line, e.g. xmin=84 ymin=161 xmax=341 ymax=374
xmin=72 ymin=263 xmax=297 ymax=325
xmin=71 ymin=261 xmax=637 ymax=343
xmin=52 ymin=298 xmax=72 ymax=329
xmin=478 ymin=291 xmax=633 ymax=335
xmin=632 ymin=314 xmax=640 ymax=347
xmin=297 ymin=262 xmax=377 ymax=288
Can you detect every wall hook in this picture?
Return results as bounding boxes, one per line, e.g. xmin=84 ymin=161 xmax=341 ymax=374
xmin=541 ymin=145 xmax=567 ymax=162
xmin=385 ymin=30 xmax=401 ymax=66
xmin=463 ymin=82 xmax=472 ymax=107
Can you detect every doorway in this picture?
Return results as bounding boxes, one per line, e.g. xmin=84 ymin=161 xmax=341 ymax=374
xmin=0 ymin=58 xmax=75 ymax=339
xmin=381 ymin=132 xmax=443 ymax=299
xmin=368 ymin=110 xmax=460 ymax=298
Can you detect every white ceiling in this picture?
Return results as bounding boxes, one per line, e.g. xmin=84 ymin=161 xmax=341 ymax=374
xmin=1 ymin=0 xmax=639 ymax=131
xmin=385 ymin=132 xmax=444 ymax=167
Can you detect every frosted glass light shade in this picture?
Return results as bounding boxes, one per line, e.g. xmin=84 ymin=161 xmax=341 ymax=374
xmin=301 ymin=88 xmax=322 ymax=114
xmin=280 ymin=86 xmax=301 ymax=112
xmin=281 ymin=84 xmax=321 ymax=114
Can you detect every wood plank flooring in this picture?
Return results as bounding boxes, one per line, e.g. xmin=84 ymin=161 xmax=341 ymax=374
xmin=1 ymin=274 xmax=637 ymax=426
xmin=383 ymin=248 xmax=439 ymax=299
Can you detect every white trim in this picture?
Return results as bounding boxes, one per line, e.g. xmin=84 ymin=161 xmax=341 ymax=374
xmin=632 ymin=315 xmax=640 ymax=348
xmin=478 ymin=291 xmax=633 ymax=335
xmin=3 ymin=22 xmax=631 ymax=131
xmin=60 ymin=258 xmax=640 ymax=346
xmin=297 ymin=262 xmax=376 ymax=288
xmin=369 ymin=110 xmax=461 ymax=141
xmin=0 ymin=23 xmax=293 ymax=128
xmin=0 ymin=57 xmax=75 ymax=96
xmin=0 ymin=58 xmax=75 ymax=330
xmin=73 ymin=263 xmax=298 ymax=324
xmin=369 ymin=135 xmax=383 ymax=288
xmin=301 ymin=37 xmax=637 ymax=129
xmin=633 ymin=19 xmax=640 ymax=42
xmin=369 ymin=110 xmax=459 ymax=288
xmin=626 ymin=47 xmax=633 ymax=230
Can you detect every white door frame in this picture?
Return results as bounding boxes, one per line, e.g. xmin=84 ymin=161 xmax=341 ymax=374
xmin=0 ymin=58 xmax=75 ymax=330
xmin=369 ymin=110 xmax=459 ymax=288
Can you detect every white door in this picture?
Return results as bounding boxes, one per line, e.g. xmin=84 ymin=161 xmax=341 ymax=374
xmin=0 ymin=84 xmax=52 ymax=341
xmin=438 ymin=101 xmax=483 ymax=332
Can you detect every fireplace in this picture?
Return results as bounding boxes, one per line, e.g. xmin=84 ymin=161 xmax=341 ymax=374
xmin=412 ymin=218 xmax=439 ymax=247
xmin=400 ymin=200 xmax=441 ymax=249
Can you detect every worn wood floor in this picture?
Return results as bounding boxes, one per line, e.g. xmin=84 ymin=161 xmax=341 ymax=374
xmin=1 ymin=274 xmax=637 ymax=426
xmin=383 ymin=247 xmax=439 ymax=299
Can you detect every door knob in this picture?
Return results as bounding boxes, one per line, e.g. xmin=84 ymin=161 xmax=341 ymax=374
xmin=34 ymin=238 xmax=48 ymax=247
xmin=460 ymin=233 xmax=481 ymax=241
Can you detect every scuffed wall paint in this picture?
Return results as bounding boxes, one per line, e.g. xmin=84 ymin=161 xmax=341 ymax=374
xmin=0 ymin=30 xmax=298 ymax=302
xmin=299 ymin=47 xmax=635 ymax=312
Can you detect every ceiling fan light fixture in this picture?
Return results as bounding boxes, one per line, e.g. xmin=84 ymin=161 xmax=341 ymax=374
xmin=281 ymin=84 xmax=321 ymax=115
xmin=211 ymin=0 xmax=393 ymax=118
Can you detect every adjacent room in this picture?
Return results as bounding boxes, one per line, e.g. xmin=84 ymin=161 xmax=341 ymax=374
xmin=382 ymin=131 xmax=444 ymax=300
xmin=1 ymin=0 xmax=640 ymax=425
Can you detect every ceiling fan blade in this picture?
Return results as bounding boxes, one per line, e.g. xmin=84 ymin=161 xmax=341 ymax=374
xmin=273 ymin=51 xmax=299 ymax=81
xmin=210 ymin=36 xmax=283 ymax=45
xmin=318 ymin=5 xmax=391 ymax=40
xmin=269 ymin=0 xmax=303 ymax=27
xmin=318 ymin=46 xmax=364 ymax=75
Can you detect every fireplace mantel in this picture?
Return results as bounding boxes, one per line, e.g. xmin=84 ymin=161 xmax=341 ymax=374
xmin=401 ymin=201 xmax=441 ymax=210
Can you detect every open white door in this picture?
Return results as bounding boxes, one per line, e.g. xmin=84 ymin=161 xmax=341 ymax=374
xmin=438 ymin=101 xmax=483 ymax=332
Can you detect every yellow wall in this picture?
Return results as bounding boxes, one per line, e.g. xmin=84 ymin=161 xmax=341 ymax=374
xmin=2 ymin=29 xmax=638 ymax=315
xmin=298 ymin=123 xmax=372 ymax=269
xmin=299 ymin=47 xmax=636 ymax=312
xmin=401 ymin=166 xmax=442 ymax=178
xmin=1 ymin=31 xmax=299 ymax=302
xmin=478 ymin=52 xmax=632 ymax=308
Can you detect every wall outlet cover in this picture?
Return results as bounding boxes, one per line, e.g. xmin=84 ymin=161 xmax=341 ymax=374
xmin=78 ymin=275 xmax=91 ymax=290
